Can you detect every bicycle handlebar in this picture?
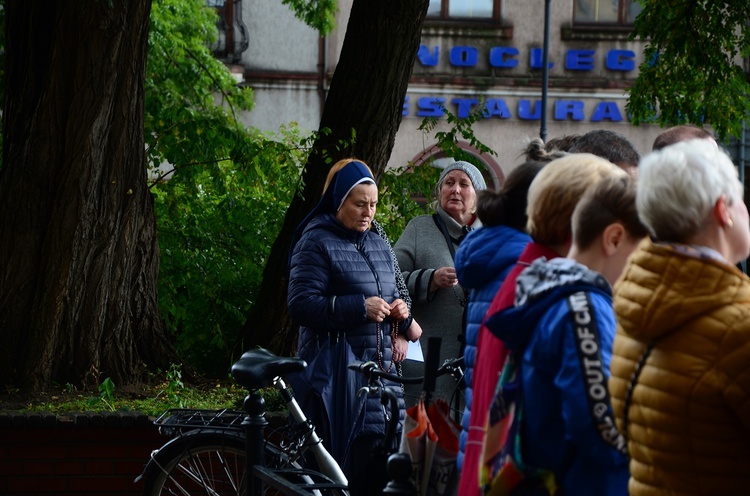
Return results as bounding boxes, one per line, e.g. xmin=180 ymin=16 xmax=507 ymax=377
xmin=348 ymin=360 xmax=421 ymax=385
xmin=347 ymin=356 xmax=464 ymax=386
xmin=348 ymin=357 xmax=463 ymax=454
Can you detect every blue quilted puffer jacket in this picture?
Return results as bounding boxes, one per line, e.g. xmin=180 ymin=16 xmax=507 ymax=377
xmin=453 ymin=224 xmax=530 ymax=471
xmin=288 ymin=212 xmax=404 ymax=471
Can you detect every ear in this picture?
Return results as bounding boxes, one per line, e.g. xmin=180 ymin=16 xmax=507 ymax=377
xmin=602 ymin=223 xmax=626 ymax=257
xmin=713 ymin=195 xmax=733 ymax=228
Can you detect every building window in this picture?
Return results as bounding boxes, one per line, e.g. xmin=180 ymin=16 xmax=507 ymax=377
xmin=574 ymin=0 xmax=642 ymax=25
xmin=207 ymin=0 xmax=249 ymax=63
xmin=427 ymin=0 xmax=497 ymax=20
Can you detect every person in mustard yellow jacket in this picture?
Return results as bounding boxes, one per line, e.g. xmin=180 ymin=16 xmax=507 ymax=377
xmin=610 ymin=138 xmax=750 ymax=495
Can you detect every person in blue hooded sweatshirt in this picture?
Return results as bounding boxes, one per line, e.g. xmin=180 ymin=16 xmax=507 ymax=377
xmin=453 ymin=156 xmax=548 ymax=474
xmin=485 ymin=174 xmax=648 ymax=495
xmin=287 ymin=159 xmax=412 ymax=493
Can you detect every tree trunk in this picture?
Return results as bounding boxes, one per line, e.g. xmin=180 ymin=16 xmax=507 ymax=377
xmin=0 ymin=0 xmax=178 ymax=390
xmin=243 ymin=0 xmax=429 ymax=356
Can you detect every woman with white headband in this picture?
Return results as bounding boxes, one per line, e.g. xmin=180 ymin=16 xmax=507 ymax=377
xmin=287 ymin=158 xmax=411 ymax=493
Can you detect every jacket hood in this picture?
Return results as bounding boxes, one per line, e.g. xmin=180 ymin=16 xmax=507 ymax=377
xmin=486 ymin=257 xmax=611 ymax=350
xmin=455 ymin=225 xmax=530 ymax=290
xmin=614 ymin=239 xmax=748 ymax=342
xmin=515 ymin=257 xmax=611 ymax=307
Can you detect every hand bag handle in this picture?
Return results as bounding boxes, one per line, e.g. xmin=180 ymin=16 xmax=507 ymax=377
xmin=621 ymin=339 xmax=659 ymax=446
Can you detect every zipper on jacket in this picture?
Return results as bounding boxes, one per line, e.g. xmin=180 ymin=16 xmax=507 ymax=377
xmin=356 ymin=238 xmax=382 ymax=298
xmin=355 ymin=238 xmax=388 ymax=365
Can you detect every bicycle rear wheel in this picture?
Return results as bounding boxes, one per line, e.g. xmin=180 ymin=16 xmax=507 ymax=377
xmin=141 ymin=431 xmax=248 ymax=495
xmin=142 ymin=430 xmax=305 ymax=495
xmin=141 ymin=430 xmax=348 ymax=496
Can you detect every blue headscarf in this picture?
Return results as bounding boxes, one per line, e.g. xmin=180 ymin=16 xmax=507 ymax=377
xmin=288 ymin=161 xmax=376 ymax=270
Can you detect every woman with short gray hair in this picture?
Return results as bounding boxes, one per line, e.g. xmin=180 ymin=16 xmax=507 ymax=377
xmin=394 ymin=160 xmax=487 ymax=407
xmin=610 ymin=138 xmax=750 ymax=495
xmin=636 ymin=139 xmax=743 ymax=243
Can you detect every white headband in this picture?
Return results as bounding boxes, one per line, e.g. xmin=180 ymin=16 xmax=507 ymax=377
xmin=337 ymin=177 xmax=375 ymax=211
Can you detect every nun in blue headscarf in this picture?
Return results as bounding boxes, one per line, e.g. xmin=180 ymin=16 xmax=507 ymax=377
xmin=287 ymin=159 xmax=411 ymax=489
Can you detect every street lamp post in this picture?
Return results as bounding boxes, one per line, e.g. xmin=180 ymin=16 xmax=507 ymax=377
xmin=540 ymin=0 xmax=551 ymax=142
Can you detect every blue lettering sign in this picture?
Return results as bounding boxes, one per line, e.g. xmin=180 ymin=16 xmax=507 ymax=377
xmin=417 ymin=45 xmax=439 ymax=66
xmin=566 ymin=50 xmax=595 ymax=71
xmin=590 ymin=101 xmax=623 ymax=122
xmin=484 ymin=99 xmax=511 ymax=118
xmin=452 ymin=98 xmax=479 ymax=118
xmin=555 ymin=100 xmax=585 ymax=120
xmin=518 ymin=100 xmax=542 ymax=120
xmin=406 ymin=95 xmax=629 ymax=122
xmin=488 ymin=47 xmax=519 ymax=68
xmin=606 ymin=50 xmax=635 ymax=71
xmin=450 ymin=46 xmax=479 ymax=67
xmin=416 ymin=46 xmax=637 ymax=72
xmin=417 ymin=97 xmax=446 ymax=117
xmin=555 ymin=100 xmax=583 ymax=121
xmin=529 ymin=48 xmax=554 ymax=69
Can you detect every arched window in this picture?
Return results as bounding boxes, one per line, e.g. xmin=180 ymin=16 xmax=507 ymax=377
xmin=411 ymin=143 xmax=504 ymax=191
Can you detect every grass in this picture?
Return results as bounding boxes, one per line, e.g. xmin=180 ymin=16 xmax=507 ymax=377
xmin=0 ymin=365 xmax=286 ymax=417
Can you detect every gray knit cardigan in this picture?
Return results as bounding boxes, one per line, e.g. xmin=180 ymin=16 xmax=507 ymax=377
xmin=393 ymin=205 xmax=480 ymax=404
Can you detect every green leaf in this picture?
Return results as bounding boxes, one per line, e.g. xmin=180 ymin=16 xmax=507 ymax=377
xmin=627 ymin=0 xmax=750 ymax=139
xmin=280 ymin=0 xmax=338 ymax=34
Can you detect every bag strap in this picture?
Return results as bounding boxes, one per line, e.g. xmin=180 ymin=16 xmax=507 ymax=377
xmin=621 ymin=339 xmax=658 ymax=445
xmin=432 ymin=213 xmax=458 ymax=259
xmin=565 ymin=290 xmax=627 ymax=456
xmin=431 ymin=213 xmax=469 ymax=299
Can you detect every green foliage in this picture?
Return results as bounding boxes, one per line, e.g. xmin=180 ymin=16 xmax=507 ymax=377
xmin=165 ymin=363 xmax=184 ymax=406
xmin=281 ymin=0 xmax=338 ymax=34
xmin=145 ymin=0 xmax=255 ymax=179
xmin=627 ymin=0 xmax=750 ymax=139
xmin=418 ymin=99 xmax=497 ymax=164
xmin=89 ymin=377 xmax=116 ymax=411
xmin=377 ymin=101 xmax=499 ymax=241
xmin=0 ymin=377 xmax=253 ymax=417
xmin=377 ymin=102 xmax=497 ymax=240
xmin=377 ymin=165 xmax=442 ymax=241
xmin=145 ymin=0 xmax=311 ymax=376
xmin=152 ymin=125 xmax=310 ymax=376
xmin=145 ymin=0 xmax=354 ymax=377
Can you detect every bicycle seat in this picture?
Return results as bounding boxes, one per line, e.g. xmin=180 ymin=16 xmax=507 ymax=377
xmin=231 ymin=348 xmax=307 ymax=390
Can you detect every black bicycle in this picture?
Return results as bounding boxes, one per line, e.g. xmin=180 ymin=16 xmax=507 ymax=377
xmin=137 ymin=342 xmax=464 ymax=495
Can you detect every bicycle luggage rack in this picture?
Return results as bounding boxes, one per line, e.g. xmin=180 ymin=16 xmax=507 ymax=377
xmin=153 ymin=408 xmax=246 ymax=435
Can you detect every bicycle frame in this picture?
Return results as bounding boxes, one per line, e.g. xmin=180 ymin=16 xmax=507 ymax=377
xmin=271 ymin=376 xmax=348 ymax=488
xmin=137 ymin=347 xmax=441 ymax=496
